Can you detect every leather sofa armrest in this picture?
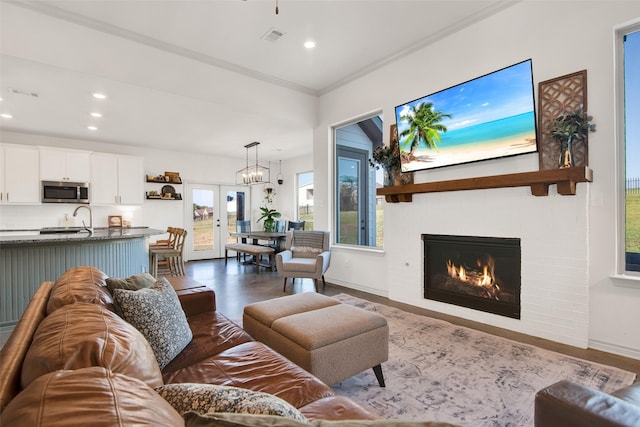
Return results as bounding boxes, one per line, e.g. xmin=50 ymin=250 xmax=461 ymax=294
xmin=175 ymin=287 xmax=216 ymax=318
xmin=535 ymin=380 xmax=640 ymax=427
xmin=0 ymin=281 xmax=54 ymax=412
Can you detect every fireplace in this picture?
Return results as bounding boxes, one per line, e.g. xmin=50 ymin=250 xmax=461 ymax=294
xmin=422 ymin=234 xmax=521 ymax=319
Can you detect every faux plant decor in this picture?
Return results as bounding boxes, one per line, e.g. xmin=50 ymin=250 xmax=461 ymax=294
xmin=549 ymin=105 xmax=596 ymax=169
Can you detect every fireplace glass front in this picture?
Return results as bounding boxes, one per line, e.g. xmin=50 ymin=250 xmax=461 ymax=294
xmin=422 ymin=234 xmax=521 ymax=319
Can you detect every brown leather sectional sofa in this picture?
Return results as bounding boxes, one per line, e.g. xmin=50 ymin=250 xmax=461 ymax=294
xmin=0 ymin=266 xmax=378 ymax=425
xmin=535 ymin=379 xmax=640 ymax=427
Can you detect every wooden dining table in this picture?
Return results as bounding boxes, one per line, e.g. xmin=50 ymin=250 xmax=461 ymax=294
xmin=228 ymin=231 xmax=287 ymax=269
xmin=229 ymin=230 xmax=288 ymax=253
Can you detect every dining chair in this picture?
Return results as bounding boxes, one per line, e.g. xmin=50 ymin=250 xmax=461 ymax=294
xmin=275 ymin=220 xmax=286 ymax=232
xmin=287 ymin=220 xmax=305 ymax=230
xmin=234 ymin=220 xmax=251 ymax=262
xmin=261 ymin=220 xmax=287 ymax=253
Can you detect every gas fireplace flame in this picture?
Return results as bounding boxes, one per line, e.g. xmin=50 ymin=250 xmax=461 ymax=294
xmin=446 ymin=256 xmax=500 ymax=299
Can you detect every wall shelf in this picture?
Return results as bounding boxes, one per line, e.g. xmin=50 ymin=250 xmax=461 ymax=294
xmin=376 ymin=166 xmax=593 ymax=203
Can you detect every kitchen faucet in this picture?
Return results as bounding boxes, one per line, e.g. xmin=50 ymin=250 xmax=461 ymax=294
xmin=73 ymin=205 xmax=93 ymax=234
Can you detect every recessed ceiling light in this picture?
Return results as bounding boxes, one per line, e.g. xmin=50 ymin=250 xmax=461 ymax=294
xmin=90 ymin=112 xmax=103 ymax=118
xmin=92 ymin=93 xmax=107 ymax=100
xmin=304 ymin=40 xmax=316 ymax=49
xmin=1 ymin=113 xmax=13 ymax=119
xmin=87 ymin=126 xmax=98 ymax=131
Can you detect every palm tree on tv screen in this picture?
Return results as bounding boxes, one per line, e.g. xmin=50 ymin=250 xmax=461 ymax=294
xmin=398 ymin=102 xmax=451 ymax=158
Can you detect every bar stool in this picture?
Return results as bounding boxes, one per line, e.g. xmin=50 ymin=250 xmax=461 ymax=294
xmin=150 ymin=228 xmax=187 ymax=277
xmin=148 ymin=227 xmax=177 ymax=273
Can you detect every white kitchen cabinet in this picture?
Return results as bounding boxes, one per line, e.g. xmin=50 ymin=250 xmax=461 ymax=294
xmin=40 ymin=147 xmax=91 ymax=182
xmin=91 ymin=153 xmax=143 ymax=205
xmin=0 ymin=144 xmax=41 ymax=204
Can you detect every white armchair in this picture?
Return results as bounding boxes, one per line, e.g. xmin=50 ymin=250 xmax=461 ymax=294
xmin=275 ymin=231 xmax=331 ymax=292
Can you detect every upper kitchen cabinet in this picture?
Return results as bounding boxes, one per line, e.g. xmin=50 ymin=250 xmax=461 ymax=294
xmin=91 ymin=153 xmax=143 ymax=205
xmin=40 ymin=147 xmax=91 ymax=182
xmin=0 ymin=144 xmax=40 ymax=204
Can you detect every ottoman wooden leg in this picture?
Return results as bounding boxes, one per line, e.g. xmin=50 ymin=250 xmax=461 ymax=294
xmin=373 ymin=364 xmax=385 ymax=387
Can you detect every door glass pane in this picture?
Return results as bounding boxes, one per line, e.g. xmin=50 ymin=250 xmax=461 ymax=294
xmin=192 ymin=189 xmax=214 ymax=251
xmin=337 ymin=156 xmax=360 ymax=245
xmin=226 ymin=190 xmax=246 ymax=244
xmin=297 ymin=172 xmax=314 ymax=230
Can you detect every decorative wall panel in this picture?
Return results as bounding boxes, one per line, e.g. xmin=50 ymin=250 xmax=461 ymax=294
xmin=537 ymin=70 xmax=588 ymax=170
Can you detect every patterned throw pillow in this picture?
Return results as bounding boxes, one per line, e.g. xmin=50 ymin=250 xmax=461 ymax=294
xmin=155 ymin=383 xmax=308 ymax=423
xmin=113 ymin=278 xmax=192 ymax=369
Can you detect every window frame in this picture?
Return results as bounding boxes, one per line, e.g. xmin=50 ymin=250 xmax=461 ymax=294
xmin=330 ymin=109 xmax=385 ymax=251
xmin=614 ymin=19 xmax=640 ymax=279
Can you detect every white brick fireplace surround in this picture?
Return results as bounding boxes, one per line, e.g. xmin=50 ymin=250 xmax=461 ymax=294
xmin=328 ymin=178 xmax=591 ymax=350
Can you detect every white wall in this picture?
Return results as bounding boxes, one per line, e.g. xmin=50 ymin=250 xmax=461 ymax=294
xmin=314 ymin=1 xmax=640 ymax=358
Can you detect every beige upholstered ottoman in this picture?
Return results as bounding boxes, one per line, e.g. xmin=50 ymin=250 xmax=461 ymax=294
xmin=243 ymin=292 xmax=388 ymax=387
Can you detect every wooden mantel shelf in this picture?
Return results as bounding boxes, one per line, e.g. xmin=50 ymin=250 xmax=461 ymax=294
xmin=377 ymin=166 xmax=593 ymax=203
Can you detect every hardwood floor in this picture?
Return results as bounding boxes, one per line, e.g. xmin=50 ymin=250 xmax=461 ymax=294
xmin=187 ymin=258 xmax=640 ymax=378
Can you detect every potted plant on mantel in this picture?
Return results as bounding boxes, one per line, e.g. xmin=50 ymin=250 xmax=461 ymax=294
xmin=369 ymin=143 xmax=415 ymax=187
xmin=549 ymin=105 xmax=596 ymax=169
xmin=257 ymin=206 xmax=281 ymax=232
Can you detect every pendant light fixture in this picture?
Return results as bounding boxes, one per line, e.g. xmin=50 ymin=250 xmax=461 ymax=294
xmin=236 ymin=142 xmax=270 ymax=185
xmin=277 ymin=160 xmax=284 ymax=185
xmin=264 ymin=161 xmax=276 ymax=195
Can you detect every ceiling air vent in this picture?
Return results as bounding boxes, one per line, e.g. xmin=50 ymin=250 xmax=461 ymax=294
xmin=261 ymin=27 xmax=285 ymax=43
xmin=10 ymin=88 xmax=39 ymax=98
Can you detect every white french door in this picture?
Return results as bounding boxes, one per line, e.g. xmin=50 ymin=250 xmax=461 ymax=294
xmin=184 ymin=183 xmax=249 ymax=261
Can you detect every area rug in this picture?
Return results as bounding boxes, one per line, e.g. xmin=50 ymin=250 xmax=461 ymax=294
xmin=331 ymin=294 xmax=636 ymax=427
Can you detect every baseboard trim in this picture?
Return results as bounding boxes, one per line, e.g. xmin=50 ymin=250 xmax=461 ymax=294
xmin=589 ymin=339 xmax=640 ymax=360
xmin=327 ymin=278 xmax=388 ymax=298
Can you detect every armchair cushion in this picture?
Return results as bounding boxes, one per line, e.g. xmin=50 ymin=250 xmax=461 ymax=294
xmin=291 ymin=231 xmax=326 ymax=258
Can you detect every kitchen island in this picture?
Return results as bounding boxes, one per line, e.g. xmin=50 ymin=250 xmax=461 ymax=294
xmin=0 ymin=227 xmax=164 ymax=327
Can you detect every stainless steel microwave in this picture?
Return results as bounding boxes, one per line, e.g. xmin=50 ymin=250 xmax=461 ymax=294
xmin=42 ymin=181 xmax=90 ymax=204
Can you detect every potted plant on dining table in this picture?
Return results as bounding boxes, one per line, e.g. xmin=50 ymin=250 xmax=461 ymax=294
xmin=257 ymin=206 xmax=281 ymax=232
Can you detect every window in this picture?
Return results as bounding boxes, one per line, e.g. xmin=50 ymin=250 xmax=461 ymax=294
xmin=334 ymin=113 xmax=384 ymax=248
xmin=617 ymin=24 xmax=640 ymax=274
xmin=297 ymin=171 xmax=314 ymax=230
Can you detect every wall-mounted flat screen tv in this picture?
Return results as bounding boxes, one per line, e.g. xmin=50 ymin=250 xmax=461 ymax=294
xmin=394 ymin=59 xmax=538 ymax=173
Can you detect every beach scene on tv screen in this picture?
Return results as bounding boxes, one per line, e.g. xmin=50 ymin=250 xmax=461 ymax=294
xmin=395 ymin=60 xmax=537 ymax=172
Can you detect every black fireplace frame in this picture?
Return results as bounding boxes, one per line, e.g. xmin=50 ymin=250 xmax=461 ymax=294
xmin=422 ymin=234 xmax=521 ymax=319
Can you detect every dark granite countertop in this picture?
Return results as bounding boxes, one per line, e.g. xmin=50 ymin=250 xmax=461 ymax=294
xmin=0 ymin=227 xmax=164 ymax=245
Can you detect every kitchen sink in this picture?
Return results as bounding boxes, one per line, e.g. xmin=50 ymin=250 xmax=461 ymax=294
xmin=39 ymin=227 xmax=86 ymax=235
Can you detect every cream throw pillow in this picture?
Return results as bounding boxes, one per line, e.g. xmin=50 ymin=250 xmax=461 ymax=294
xmin=156 ymin=383 xmax=307 ymax=422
